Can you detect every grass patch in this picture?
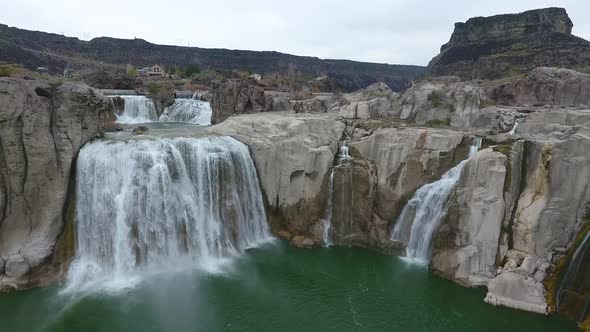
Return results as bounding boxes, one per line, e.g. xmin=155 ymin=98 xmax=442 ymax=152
xmin=425 ymin=118 xmax=451 ymax=128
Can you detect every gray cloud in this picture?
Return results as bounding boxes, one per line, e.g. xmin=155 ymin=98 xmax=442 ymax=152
xmin=2 ymin=0 xmax=589 ymax=66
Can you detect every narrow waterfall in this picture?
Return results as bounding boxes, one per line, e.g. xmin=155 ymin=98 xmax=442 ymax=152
xmin=159 ymin=99 xmax=212 ymax=125
xmin=509 ymin=119 xmax=522 ymax=135
xmin=321 ymin=169 xmax=335 ymax=246
xmin=556 ymin=231 xmax=590 ymax=321
xmin=391 ymin=137 xmax=482 ymax=264
xmin=340 ymin=142 xmax=351 ymax=160
xmin=116 ymin=96 xmax=158 ymax=124
xmin=65 ymin=136 xmax=271 ymax=292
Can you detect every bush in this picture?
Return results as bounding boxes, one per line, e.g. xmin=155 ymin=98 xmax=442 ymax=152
xmin=126 ymin=64 xmax=138 ymax=77
xmin=427 ymin=90 xmax=443 ymax=107
xmin=0 ymin=64 xmax=18 ymax=77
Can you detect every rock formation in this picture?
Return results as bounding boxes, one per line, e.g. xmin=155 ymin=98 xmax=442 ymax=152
xmin=210 ymin=79 xmax=267 ymax=124
xmin=428 ymin=8 xmax=590 ymax=80
xmin=0 ymin=78 xmax=113 ymax=290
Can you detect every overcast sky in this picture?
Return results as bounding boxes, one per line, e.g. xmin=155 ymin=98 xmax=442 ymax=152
xmin=2 ymin=0 xmax=589 ymax=66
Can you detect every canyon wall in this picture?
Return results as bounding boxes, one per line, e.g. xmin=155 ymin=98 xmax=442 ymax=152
xmin=0 ymin=78 xmax=113 ymax=290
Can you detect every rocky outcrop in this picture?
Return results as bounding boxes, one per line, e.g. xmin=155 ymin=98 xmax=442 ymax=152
xmin=339 ymin=82 xmax=400 ymax=119
xmin=485 ymin=271 xmax=548 ymax=314
xmin=489 ymin=67 xmax=590 ymax=106
xmin=432 ymin=148 xmax=507 ymax=286
xmin=330 ymin=127 xmax=468 ymax=248
xmin=0 ymin=78 xmax=113 ymax=290
xmin=428 ymin=8 xmax=590 ymax=80
xmin=210 ymin=79 xmax=267 ymax=124
xmin=208 ymin=112 xmax=345 ymax=245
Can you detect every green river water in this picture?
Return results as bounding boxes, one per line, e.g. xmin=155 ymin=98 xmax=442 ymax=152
xmin=0 ymin=241 xmax=576 ymax=332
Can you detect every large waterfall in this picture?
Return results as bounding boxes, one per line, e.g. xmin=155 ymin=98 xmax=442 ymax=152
xmin=116 ymin=96 xmax=158 ymax=124
xmin=391 ymin=137 xmax=482 ymax=264
xmin=65 ymin=136 xmax=271 ymax=293
xmin=159 ymin=99 xmax=212 ymax=125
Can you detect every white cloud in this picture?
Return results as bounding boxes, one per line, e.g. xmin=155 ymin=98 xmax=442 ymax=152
xmin=1 ymin=0 xmax=588 ymax=66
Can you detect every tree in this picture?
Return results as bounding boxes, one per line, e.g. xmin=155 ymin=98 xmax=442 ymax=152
xmin=126 ymin=64 xmax=138 ymax=77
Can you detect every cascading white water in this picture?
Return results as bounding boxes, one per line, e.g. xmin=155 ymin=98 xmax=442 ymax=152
xmin=65 ymin=135 xmax=271 ymax=293
xmin=391 ymin=137 xmax=482 ymax=264
xmin=321 ymin=169 xmax=335 ymax=246
xmin=509 ymin=119 xmax=521 ymax=135
xmin=340 ymin=142 xmax=350 ymax=160
xmin=116 ymin=96 xmax=158 ymax=124
xmin=159 ymin=99 xmax=212 ymax=125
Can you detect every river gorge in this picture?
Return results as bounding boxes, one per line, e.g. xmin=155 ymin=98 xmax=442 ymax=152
xmin=1 ymin=6 xmax=590 ymax=332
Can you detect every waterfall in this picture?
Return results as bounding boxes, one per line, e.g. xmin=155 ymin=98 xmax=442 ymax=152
xmin=65 ymin=136 xmax=271 ymax=293
xmin=391 ymin=137 xmax=482 ymax=264
xmin=116 ymin=96 xmax=158 ymax=124
xmin=509 ymin=119 xmax=521 ymax=135
xmin=557 ymin=231 xmax=590 ymax=320
xmin=159 ymin=99 xmax=212 ymax=125
xmin=340 ymin=142 xmax=351 ymax=160
xmin=321 ymin=169 xmax=335 ymax=246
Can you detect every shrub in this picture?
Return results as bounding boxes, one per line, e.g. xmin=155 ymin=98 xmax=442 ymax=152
xmin=428 ymin=90 xmax=444 ymax=107
xmin=0 ymin=64 xmax=18 ymax=77
xmin=126 ymin=64 xmax=138 ymax=77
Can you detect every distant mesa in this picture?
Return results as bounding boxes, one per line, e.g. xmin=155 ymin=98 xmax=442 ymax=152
xmin=428 ymin=7 xmax=590 ymax=79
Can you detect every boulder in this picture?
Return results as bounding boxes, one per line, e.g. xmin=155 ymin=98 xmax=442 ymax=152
xmin=0 ymin=256 xmax=5 ymax=275
xmin=0 ymin=78 xmax=113 ymax=289
xmin=4 ymin=254 xmax=30 ymax=279
xmin=210 ymin=79 xmax=266 ymax=124
xmin=484 ymin=271 xmax=548 ymax=314
xmin=132 ymin=125 xmax=149 ymax=135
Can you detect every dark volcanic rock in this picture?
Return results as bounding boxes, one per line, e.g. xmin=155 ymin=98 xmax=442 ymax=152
xmin=428 ymin=8 xmax=590 ymax=79
xmin=210 ymin=79 xmax=267 ymax=124
xmin=0 ymin=24 xmax=425 ymax=92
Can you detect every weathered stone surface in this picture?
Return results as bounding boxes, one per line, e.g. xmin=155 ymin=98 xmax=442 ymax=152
xmin=331 ymin=154 xmax=379 ymax=247
xmin=208 ymin=112 xmax=345 ymax=236
xmin=351 ymin=128 xmax=466 ymax=225
xmin=4 ymin=253 xmax=29 ymax=279
xmin=0 ymin=77 xmax=113 ymax=289
xmin=432 ymin=149 xmax=507 ymax=286
xmin=339 ymin=82 xmax=400 ymax=119
xmin=210 ymin=79 xmax=266 ymax=124
xmin=489 ymin=67 xmax=590 ymax=106
xmin=484 ymin=271 xmax=548 ymax=314
xmin=0 ymin=256 xmax=5 ymax=275
xmin=428 ymin=8 xmax=590 ymax=80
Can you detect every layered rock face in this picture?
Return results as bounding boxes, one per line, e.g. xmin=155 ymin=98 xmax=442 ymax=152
xmin=428 ymin=8 xmax=590 ymax=79
xmin=0 ymin=78 xmax=113 ymax=290
xmin=432 ymin=148 xmax=507 ymax=287
xmin=210 ymin=79 xmax=267 ymax=124
xmin=208 ymin=113 xmax=344 ymax=243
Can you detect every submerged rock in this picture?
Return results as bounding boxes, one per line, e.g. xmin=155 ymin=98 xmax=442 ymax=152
xmin=132 ymin=125 xmax=150 ymax=135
